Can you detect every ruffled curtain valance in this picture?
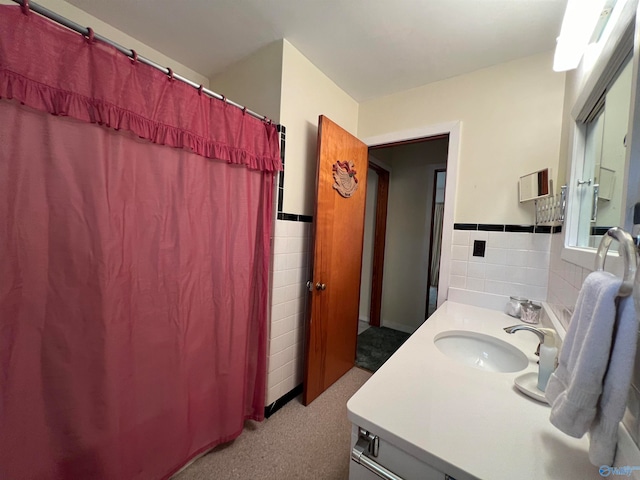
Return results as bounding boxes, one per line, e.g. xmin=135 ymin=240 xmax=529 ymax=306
xmin=0 ymin=6 xmax=282 ymax=172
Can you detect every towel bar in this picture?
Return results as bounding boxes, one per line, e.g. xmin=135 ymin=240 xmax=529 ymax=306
xmin=595 ymin=227 xmax=637 ymax=297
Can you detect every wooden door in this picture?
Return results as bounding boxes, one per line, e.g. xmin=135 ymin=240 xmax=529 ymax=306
xmin=303 ymin=116 xmax=368 ymax=405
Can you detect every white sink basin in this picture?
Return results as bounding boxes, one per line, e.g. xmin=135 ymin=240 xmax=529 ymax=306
xmin=434 ymin=330 xmax=528 ymax=373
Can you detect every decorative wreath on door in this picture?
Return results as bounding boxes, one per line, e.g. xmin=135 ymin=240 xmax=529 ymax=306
xmin=332 ymin=160 xmax=358 ymax=198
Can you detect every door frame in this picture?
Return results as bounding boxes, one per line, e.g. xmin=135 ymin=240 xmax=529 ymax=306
xmin=361 ymin=121 xmax=460 ymax=308
xmin=425 ymin=168 xmax=447 ymax=315
xmin=366 ymin=161 xmax=389 ymax=328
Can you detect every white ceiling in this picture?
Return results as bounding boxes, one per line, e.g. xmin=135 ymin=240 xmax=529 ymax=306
xmin=65 ymin=0 xmax=568 ymax=102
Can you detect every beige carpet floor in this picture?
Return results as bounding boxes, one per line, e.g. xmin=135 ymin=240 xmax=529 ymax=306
xmin=173 ymin=367 xmax=372 ymax=480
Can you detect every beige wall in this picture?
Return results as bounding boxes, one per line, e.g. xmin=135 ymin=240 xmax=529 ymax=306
xmin=381 ymin=141 xmax=448 ymax=332
xmin=359 ymin=168 xmax=378 ymax=323
xmin=358 ymin=51 xmax=566 ymax=225
xmin=0 ymin=0 xmax=210 ymax=87
xmin=208 ymin=39 xmax=360 ymax=217
xmin=210 ymin=40 xmax=283 ymax=123
xmin=279 ymin=40 xmax=359 ymax=216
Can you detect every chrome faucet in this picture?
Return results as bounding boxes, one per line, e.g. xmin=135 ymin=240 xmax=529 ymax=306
xmin=504 ymin=324 xmax=545 ymax=355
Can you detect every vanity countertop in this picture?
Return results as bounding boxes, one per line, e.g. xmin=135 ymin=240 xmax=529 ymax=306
xmin=347 ymin=301 xmax=608 ymax=480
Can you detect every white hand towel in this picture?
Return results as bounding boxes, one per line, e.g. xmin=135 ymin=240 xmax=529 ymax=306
xmin=545 ymin=272 xmax=622 ymax=436
xmin=588 ymin=293 xmax=636 ymax=466
xmin=545 ymin=271 xmax=637 ymax=466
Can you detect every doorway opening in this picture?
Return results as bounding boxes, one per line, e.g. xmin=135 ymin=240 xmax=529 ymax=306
xmin=355 ymin=135 xmax=449 ymax=372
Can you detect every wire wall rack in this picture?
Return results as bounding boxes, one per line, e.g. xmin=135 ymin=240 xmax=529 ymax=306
xmin=535 ymin=186 xmax=566 ymax=226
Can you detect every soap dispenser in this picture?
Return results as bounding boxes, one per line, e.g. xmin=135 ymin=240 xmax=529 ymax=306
xmin=537 ymin=328 xmax=558 ymax=392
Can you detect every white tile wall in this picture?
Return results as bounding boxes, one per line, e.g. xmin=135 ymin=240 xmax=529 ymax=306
xmin=449 ymin=230 xmax=551 ymax=302
xmin=265 ymin=225 xmax=587 ymax=406
xmin=546 ymin=233 xmax=591 ymax=330
xmin=266 ymin=219 xmax=312 ymax=405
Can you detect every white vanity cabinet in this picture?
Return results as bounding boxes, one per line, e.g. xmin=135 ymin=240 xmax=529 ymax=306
xmin=346 ymin=302 xmax=607 ymax=480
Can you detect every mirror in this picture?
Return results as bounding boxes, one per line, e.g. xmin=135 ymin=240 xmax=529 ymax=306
xmin=519 ymin=168 xmax=551 ymax=203
xmin=574 ymin=56 xmax=632 ymax=248
xmin=563 ymin=0 xmax=638 ymax=266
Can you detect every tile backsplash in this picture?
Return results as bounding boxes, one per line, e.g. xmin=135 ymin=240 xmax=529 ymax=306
xmin=546 ymin=233 xmax=592 ymax=330
xmin=266 ymin=219 xmax=311 ymax=405
xmin=450 ymin=229 xmax=551 ymax=301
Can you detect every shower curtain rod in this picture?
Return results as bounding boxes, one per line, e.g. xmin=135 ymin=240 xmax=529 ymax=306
xmin=10 ymin=0 xmax=271 ymax=123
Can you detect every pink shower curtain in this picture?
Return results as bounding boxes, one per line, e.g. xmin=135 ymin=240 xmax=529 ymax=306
xmin=0 ymin=6 xmax=280 ymax=480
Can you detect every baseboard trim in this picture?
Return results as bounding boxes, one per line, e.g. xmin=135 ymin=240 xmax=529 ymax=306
xmin=380 ymin=320 xmax=415 ymax=334
xmin=264 ymin=383 xmax=303 ymax=418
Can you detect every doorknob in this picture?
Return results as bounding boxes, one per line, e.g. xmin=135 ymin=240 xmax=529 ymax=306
xmin=315 ymin=282 xmax=326 ymax=291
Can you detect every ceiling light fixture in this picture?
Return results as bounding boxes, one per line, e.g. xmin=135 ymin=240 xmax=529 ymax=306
xmin=553 ymin=0 xmax=608 ymax=72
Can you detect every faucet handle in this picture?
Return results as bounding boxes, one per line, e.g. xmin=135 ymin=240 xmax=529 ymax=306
xmin=504 ymin=324 xmax=545 ymax=356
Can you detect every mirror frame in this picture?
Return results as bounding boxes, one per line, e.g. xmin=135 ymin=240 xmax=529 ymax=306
xmin=562 ymin=0 xmax=640 ymax=272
